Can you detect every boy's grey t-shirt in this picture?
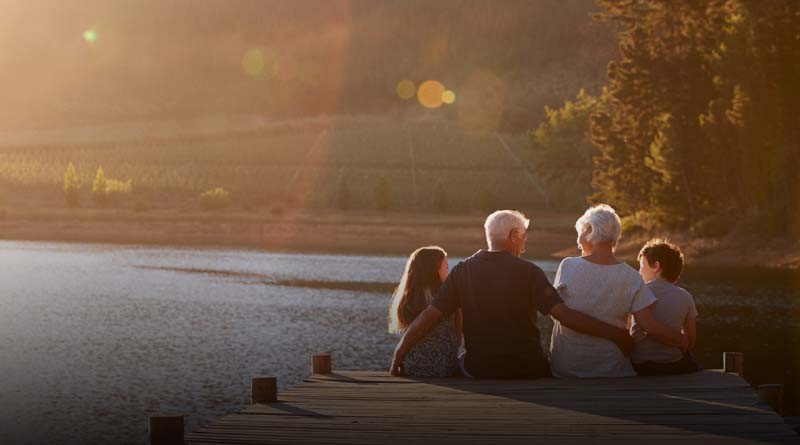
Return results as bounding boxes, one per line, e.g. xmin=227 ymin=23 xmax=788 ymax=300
xmin=631 ymin=279 xmax=698 ymax=364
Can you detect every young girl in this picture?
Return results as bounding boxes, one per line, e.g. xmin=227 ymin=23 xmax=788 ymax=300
xmin=388 ymin=246 xmax=462 ymax=377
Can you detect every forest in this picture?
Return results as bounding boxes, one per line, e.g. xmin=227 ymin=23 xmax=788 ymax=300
xmin=530 ymin=0 xmax=800 ymax=236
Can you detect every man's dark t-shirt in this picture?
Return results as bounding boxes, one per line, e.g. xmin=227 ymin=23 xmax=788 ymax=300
xmin=431 ymin=250 xmax=563 ymax=378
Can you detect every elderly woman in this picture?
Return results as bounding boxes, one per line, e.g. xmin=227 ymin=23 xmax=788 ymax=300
xmin=549 ymin=204 xmax=687 ymax=378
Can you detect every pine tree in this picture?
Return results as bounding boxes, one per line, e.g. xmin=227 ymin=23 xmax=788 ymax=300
xmin=63 ymin=162 xmax=80 ymax=207
xmin=92 ymin=166 xmax=108 ymax=206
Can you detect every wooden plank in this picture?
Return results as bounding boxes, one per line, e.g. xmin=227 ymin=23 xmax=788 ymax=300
xmin=186 ymin=370 xmax=800 ymax=445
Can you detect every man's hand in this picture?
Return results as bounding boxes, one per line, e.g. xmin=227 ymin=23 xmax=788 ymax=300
xmin=389 ymin=356 xmax=402 ymax=376
xmin=679 ymin=332 xmax=689 ymax=352
xmin=633 ymin=306 xmax=686 ymax=350
xmin=388 ymin=305 xmax=443 ymax=377
xmin=550 ymin=303 xmax=633 ymax=356
xmin=615 ymin=331 xmax=635 ymax=357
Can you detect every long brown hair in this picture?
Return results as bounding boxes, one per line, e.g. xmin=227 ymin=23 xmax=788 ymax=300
xmin=388 ymin=246 xmax=447 ymax=333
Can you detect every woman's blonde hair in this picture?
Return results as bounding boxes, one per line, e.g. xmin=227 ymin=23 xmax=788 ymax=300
xmin=388 ymin=246 xmax=447 ymax=334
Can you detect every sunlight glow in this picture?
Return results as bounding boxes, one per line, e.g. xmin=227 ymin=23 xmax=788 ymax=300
xmin=417 ymin=80 xmax=445 ymax=108
xmin=442 ymin=90 xmax=456 ymax=104
xmin=396 ymin=80 xmax=415 ymax=100
xmin=242 ymin=48 xmax=265 ymax=77
xmin=83 ymin=28 xmax=97 ymax=45
xmin=242 ymin=48 xmax=279 ymax=79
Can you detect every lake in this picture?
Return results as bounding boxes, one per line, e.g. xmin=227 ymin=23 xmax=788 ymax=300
xmin=0 ymin=241 xmax=797 ymax=444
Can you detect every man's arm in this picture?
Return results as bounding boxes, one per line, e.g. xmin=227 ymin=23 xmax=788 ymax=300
xmin=389 ymin=306 xmax=443 ymax=376
xmin=454 ymin=308 xmax=463 ymax=348
xmin=633 ymin=306 xmax=688 ymax=350
xmin=549 ymin=303 xmax=634 ymax=356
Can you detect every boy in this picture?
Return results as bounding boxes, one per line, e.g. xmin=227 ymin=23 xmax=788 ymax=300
xmin=630 ymin=238 xmax=701 ymax=375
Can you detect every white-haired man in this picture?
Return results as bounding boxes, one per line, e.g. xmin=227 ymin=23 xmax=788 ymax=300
xmin=390 ymin=210 xmax=633 ymax=378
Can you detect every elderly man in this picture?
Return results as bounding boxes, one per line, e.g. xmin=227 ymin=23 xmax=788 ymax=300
xmin=390 ymin=210 xmax=633 ymax=378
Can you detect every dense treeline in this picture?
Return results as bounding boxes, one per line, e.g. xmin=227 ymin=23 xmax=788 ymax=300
xmin=0 ymin=0 xmax=613 ymax=132
xmin=533 ymin=0 xmax=800 ymax=235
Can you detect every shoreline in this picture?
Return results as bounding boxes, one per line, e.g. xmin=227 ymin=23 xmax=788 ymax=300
xmin=2 ymin=208 xmax=798 ymax=269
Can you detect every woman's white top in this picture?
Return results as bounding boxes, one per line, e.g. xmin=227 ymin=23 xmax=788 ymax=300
xmin=549 ymin=257 xmax=656 ymax=378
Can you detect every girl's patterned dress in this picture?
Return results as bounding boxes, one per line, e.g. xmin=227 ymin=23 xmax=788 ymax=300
xmin=401 ymin=316 xmax=459 ymax=377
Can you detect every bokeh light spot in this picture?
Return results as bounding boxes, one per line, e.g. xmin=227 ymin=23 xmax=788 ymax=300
xmin=242 ymin=48 xmax=265 ymax=77
xmin=83 ymin=28 xmax=97 ymax=45
xmin=442 ymin=90 xmax=456 ymax=104
xmin=417 ymin=80 xmax=445 ymax=108
xmin=396 ymin=80 xmax=415 ymax=100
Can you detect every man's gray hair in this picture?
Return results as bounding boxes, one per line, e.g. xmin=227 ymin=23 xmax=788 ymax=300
xmin=484 ymin=210 xmax=530 ymax=250
xmin=575 ymin=204 xmax=622 ymax=247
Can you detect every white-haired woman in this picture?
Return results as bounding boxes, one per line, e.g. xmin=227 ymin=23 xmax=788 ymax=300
xmin=549 ymin=204 xmax=687 ymax=378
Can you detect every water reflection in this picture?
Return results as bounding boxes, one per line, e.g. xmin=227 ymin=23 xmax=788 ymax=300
xmin=0 ymin=241 xmax=795 ymax=444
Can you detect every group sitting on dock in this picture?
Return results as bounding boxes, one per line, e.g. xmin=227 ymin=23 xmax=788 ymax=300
xmin=388 ymin=204 xmax=700 ymax=379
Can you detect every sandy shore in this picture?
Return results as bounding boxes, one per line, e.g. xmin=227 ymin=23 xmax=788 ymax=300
xmin=0 ymin=208 xmax=576 ymax=258
xmin=2 ymin=207 xmax=798 ymax=268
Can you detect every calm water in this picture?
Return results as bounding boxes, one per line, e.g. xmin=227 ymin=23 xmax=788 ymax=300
xmin=0 ymin=241 xmax=797 ymax=444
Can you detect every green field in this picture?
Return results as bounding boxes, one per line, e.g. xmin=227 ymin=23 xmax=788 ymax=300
xmin=0 ymin=116 xmax=548 ymax=212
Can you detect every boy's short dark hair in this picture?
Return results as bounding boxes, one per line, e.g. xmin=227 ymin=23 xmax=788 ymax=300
xmin=638 ymin=238 xmax=684 ymax=283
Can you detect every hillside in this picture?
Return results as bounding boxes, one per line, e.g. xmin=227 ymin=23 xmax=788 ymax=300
xmin=0 ymin=115 xmax=548 ymax=213
xmin=0 ymin=0 xmax=616 ymax=132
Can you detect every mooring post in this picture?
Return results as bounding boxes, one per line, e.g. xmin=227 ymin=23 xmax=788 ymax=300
xmin=148 ymin=415 xmax=184 ymax=445
xmin=723 ymin=352 xmax=744 ymax=376
xmin=757 ymin=384 xmax=783 ymax=415
xmin=252 ymin=376 xmax=278 ymax=404
xmin=312 ymin=353 xmax=332 ymax=374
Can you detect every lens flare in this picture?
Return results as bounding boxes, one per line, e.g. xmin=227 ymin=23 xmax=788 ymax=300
xmin=396 ymin=80 xmax=415 ymax=100
xmin=442 ymin=90 xmax=456 ymax=104
xmin=417 ymin=80 xmax=445 ymax=108
xmin=242 ymin=49 xmax=265 ymax=77
xmin=83 ymin=28 xmax=97 ymax=45
xmin=242 ymin=48 xmax=279 ymax=80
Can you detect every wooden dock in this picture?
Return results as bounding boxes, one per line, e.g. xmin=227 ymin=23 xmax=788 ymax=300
xmin=175 ymin=354 xmax=799 ymax=445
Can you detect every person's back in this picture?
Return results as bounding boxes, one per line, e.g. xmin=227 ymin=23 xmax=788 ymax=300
xmin=432 ymin=250 xmax=560 ymax=378
xmin=631 ymin=280 xmax=696 ymax=364
xmin=631 ymin=239 xmax=700 ymax=375
xmin=390 ymin=210 xmax=635 ymax=380
xmin=549 ymin=257 xmax=653 ymax=378
xmin=388 ymin=246 xmax=460 ymax=378
xmin=401 ymin=316 xmax=458 ymax=377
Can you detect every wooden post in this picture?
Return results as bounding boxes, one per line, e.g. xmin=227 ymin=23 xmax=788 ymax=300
xmin=312 ymin=353 xmax=332 ymax=374
xmin=148 ymin=415 xmax=184 ymax=445
xmin=723 ymin=352 xmax=744 ymax=376
xmin=757 ymin=384 xmax=783 ymax=414
xmin=252 ymin=376 xmax=278 ymax=404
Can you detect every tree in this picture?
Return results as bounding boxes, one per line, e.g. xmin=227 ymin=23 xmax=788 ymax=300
xmin=199 ymin=187 xmax=230 ymax=210
xmin=529 ymin=89 xmax=599 ymax=210
xmin=63 ymin=162 xmax=80 ymax=207
xmin=92 ymin=166 xmax=108 ymax=206
xmin=374 ymin=177 xmax=391 ymax=212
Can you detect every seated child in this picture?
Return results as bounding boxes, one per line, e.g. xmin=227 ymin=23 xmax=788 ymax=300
xmin=388 ymin=246 xmax=462 ymax=377
xmin=631 ymin=239 xmax=701 ymax=376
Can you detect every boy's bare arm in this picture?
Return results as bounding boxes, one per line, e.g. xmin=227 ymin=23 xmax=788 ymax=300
xmin=684 ymin=313 xmax=697 ymax=349
xmin=633 ymin=306 xmax=688 ymax=350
